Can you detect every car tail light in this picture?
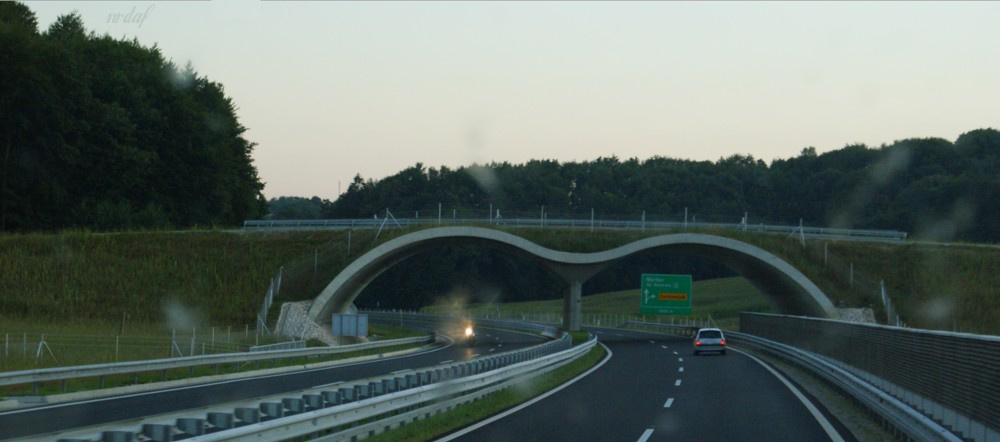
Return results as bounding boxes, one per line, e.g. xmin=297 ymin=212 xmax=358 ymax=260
xmin=695 ymin=340 xmax=702 ymax=346
xmin=720 ymin=340 xmax=726 ymax=346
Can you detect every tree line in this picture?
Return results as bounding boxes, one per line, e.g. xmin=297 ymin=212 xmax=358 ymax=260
xmin=273 ymin=128 xmax=1000 ymax=244
xmin=1 ymin=4 xmax=267 ymax=232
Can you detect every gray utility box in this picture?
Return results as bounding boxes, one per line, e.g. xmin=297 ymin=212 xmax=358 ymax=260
xmin=331 ymin=314 xmax=368 ymax=337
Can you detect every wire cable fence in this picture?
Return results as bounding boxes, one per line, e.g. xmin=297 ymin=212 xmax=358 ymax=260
xmin=0 ymin=325 xmax=281 ymax=372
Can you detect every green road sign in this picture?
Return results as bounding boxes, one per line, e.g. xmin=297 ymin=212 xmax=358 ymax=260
xmin=640 ymin=274 xmax=692 ymax=315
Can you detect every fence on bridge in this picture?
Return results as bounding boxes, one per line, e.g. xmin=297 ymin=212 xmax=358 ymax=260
xmin=740 ymin=312 xmax=999 ymax=441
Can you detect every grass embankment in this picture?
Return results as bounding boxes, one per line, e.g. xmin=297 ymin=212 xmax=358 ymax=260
xmin=424 ymin=277 xmax=769 ymax=330
xmin=0 ymin=230 xmax=353 ymax=324
xmin=365 ymin=342 xmax=607 ymax=442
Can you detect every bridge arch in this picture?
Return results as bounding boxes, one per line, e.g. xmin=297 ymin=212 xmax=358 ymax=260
xmin=307 ymin=227 xmax=837 ymax=330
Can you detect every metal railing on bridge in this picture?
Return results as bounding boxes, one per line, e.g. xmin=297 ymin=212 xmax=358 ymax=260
xmin=243 ymin=216 xmax=908 ymax=243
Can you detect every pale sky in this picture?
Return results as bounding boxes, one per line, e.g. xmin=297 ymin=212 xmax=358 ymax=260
xmin=26 ymin=1 xmax=1000 ymax=201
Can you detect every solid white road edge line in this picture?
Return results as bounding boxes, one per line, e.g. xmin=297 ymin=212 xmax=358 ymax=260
xmin=637 ymin=428 xmax=654 ymax=442
xmin=732 ymin=348 xmax=846 ymax=442
xmin=435 ymin=343 xmax=613 ymax=442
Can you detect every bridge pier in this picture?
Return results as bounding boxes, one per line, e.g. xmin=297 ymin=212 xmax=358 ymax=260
xmin=548 ymin=263 xmax=608 ymax=332
xmin=563 ymin=280 xmax=583 ymax=332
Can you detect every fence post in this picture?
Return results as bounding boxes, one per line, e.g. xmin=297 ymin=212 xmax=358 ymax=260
xmin=190 ymin=327 xmax=196 ymax=357
xmin=115 ymin=336 xmax=119 ymax=361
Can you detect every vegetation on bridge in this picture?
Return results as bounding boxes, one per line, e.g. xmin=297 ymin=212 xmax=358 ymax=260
xmin=5 ymin=225 xmax=997 ymax=337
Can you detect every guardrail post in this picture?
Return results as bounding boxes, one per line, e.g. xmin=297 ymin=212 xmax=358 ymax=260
xmin=176 ymin=418 xmax=205 ymax=436
xmin=207 ymin=412 xmax=235 ymax=431
xmin=234 ymin=407 xmax=260 ymax=425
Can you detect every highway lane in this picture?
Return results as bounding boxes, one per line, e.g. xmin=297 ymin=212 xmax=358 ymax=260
xmin=445 ymin=328 xmax=850 ymax=442
xmin=0 ymin=320 xmax=543 ymax=440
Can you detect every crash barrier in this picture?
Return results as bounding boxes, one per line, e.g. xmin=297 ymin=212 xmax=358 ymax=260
xmin=243 ymin=218 xmax=908 ymax=242
xmin=622 ymin=320 xmax=700 ymax=337
xmin=740 ymin=312 xmax=998 ymax=442
xmin=0 ymin=334 xmax=433 ymax=394
xmin=57 ymin=329 xmax=592 ymax=442
xmin=248 ymin=341 xmax=306 ymax=352
xmin=365 ymin=310 xmax=562 ymax=338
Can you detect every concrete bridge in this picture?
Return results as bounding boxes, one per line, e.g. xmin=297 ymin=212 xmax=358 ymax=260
xmin=307 ymin=227 xmax=836 ymax=331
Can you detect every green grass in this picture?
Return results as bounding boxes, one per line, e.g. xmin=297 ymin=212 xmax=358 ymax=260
xmin=365 ymin=343 xmax=607 ymax=442
xmin=424 ymin=276 xmax=770 ymax=330
xmin=3 ymin=224 xmax=999 ymax=350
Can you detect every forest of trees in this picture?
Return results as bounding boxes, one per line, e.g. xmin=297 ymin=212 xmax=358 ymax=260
xmin=273 ymin=128 xmax=1000 ymax=244
xmin=0 ymin=4 xmax=267 ymax=231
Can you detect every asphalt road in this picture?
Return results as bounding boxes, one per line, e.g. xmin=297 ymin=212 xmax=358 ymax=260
xmin=0 ymin=319 xmax=543 ymax=440
xmin=445 ymin=327 xmax=851 ymax=442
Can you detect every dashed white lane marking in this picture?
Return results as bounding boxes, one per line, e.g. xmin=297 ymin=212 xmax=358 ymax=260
xmin=678 ymin=367 xmax=684 ymax=372
xmin=471 ymin=353 xmax=479 ymax=357
xmin=390 ymin=369 xmax=410 ymax=374
xmin=649 ymin=340 xmax=655 ymax=344
xmin=672 ymin=351 xmax=678 ymax=355
xmin=664 ymin=398 xmax=675 ymax=408
xmin=614 ymin=333 xmax=624 ymax=337
xmin=678 ymin=357 xmax=683 ymax=362
xmin=439 ymin=360 xmax=453 ymax=364
xmin=732 ymin=348 xmax=846 ymax=442
xmin=674 ymin=379 xmax=682 ymax=386
xmin=637 ymin=429 xmax=654 ymax=442
xmin=489 ymin=348 xmax=496 ymax=352
xmin=661 ymin=345 xmax=669 ymax=350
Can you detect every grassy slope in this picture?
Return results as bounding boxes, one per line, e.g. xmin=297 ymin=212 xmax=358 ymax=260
xmin=2 ymin=226 xmax=999 ymax=335
xmin=424 ymin=276 xmax=771 ymax=330
xmin=0 ymin=230 xmax=350 ymax=326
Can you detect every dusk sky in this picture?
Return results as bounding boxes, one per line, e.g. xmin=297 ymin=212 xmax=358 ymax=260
xmin=27 ymin=1 xmax=1000 ymax=201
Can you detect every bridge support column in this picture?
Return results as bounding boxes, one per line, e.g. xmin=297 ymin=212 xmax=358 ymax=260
xmin=563 ymin=280 xmax=582 ymax=332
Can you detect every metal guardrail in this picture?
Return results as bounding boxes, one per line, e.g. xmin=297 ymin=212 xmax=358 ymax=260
xmin=622 ymin=320 xmax=700 ymax=336
xmin=56 ymin=318 xmax=590 ymax=442
xmin=728 ymin=330 xmax=963 ymax=442
xmin=740 ymin=312 xmax=999 ymax=442
xmin=242 ymin=218 xmax=908 ymax=242
xmin=0 ymin=334 xmax=433 ymax=391
xmin=366 ymin=310 xmax=563 ymax=337
xmin=248 ymin=340 xmax=306 ymax=352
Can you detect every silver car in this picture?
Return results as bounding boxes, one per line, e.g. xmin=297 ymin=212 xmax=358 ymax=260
xmin=693 ymin=328 xmax=726 ymax=355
